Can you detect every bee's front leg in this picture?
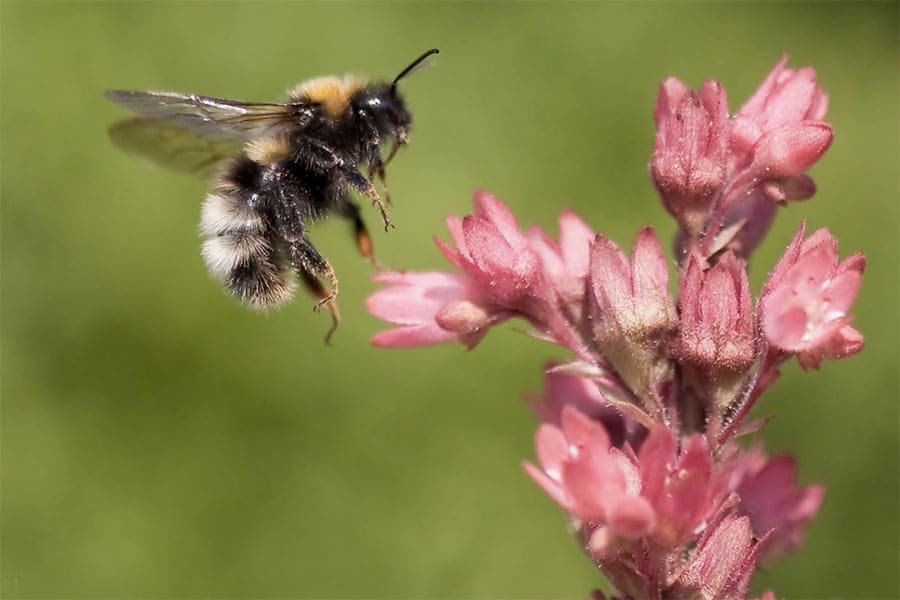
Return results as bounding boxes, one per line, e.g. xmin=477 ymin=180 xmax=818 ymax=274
xmin=342 ymin=168 xmax=392 ymax=231
xmin=366 ymin=143 xmax=402 ymax=208
xmin=359 ymin=111 xmax=397 ymax=207
xmin=295 ymin=134 xmax=391 ymax=230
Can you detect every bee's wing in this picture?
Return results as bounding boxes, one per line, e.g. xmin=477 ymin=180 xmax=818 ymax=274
xmin=105 ymin=90 xmax=315 ymax=140
xmin=108 ymin=117 xmax=242 ymax=179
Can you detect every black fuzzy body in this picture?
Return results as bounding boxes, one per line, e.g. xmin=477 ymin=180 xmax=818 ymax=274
xmin=200 ymin=83 xmax=413 ymax=308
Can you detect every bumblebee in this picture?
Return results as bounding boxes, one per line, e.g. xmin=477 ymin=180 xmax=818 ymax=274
xmin=106 ymin=48 xmax=438 ymax=338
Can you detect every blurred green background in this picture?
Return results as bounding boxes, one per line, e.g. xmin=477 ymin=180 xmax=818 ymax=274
xmin=2 ymin=2 xmax=897 ymax=598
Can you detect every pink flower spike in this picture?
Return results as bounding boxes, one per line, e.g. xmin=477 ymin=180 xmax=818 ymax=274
xmin=760 ymin=225 xmax=865 ymax=368
xmin=675 ymin=252 xmax=756 ymax=372
xmin=367 ymin=270 xmax=503 ymax=349
xmin=651 ymin=78 xmax=729 ymax=234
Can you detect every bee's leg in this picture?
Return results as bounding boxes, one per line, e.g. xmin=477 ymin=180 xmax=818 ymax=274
xmin=287 ymin=235 xmax=339 ymax=311
xmin=341 ymin=166 xmax=392 ymax=231
xmin=382 ymin=141 xmax=402 ymax=169
xmin=296 ymin=264 xmax=340 ymax=344
xmin=366 ymin=157 xmax=388 ymax=205
xmin=367 ymin=144 xmax=400 ymax=207
xmin=358 ymin=112 xmax=398 ymax=208
xmin=334 ymin=195 xmax=383 ymax=269
xmin=296 ymin=135 xmax=392 ymax=230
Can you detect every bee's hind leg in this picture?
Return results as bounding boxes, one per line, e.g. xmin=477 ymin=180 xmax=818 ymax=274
xmin=297 ymin=265 xmax=340 ymax=344
xmin=288 ymin=236 xmax=340 ymax=340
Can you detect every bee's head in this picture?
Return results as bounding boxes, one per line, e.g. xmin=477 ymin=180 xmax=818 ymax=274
xmin=353 ymin=49 xmax=438 ymax=146
xmin=356 ymin=84 xmax=413 ymax=144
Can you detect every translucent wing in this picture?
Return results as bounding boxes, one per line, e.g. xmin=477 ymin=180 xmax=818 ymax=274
xmin=108 ymin=117 xmax=241 ymax=179
xmin=105 ymin=90 xmax=315 ymax=140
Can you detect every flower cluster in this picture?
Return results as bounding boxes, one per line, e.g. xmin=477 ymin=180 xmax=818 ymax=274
xmin=366 ymin=57 xmax=863 ymax=598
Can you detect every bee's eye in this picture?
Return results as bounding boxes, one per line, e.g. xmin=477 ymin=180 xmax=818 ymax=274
xmin=366 ymin=97 xmax=383 ymax=108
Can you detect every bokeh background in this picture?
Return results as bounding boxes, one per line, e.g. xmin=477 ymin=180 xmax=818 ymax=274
xmin=2 ymin=2 xmax=897 ymax=598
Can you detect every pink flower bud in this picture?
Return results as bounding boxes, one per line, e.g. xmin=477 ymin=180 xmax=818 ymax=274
xmin=670 ymin=513 xmax=767 ymax=600
xmin=639 ymin=427 xmax=714 ymax=548
xmin=434 ymin=300 xmax=494 ymax=348
xmin=760 ymin=224 xmax=865 ymax=369
xmin=590 ymin=227 xmax=675 ymax=342
xmin=527 ymin=209 xmax=595 ymax=307
xmin=730 ymin=446 xmax=825 ymax=560
xmin=750 ymin=122 xmax=833 ymax=180
xmin=589 ymin=228 xmax=677 ymax=405
xmin=675 ymin=253 xmax=756 ymax=371
xmin=528 ymin=370 xmax=632 ymax=447
xmin=735 ymin=56 xmax=829 ymax=140
xmin=714 ymin=56 xmax=833 ymax=259
xmin=524 ymin=406 xmax=655 ymax=538
xmin=651 ymin=78 xmax=729 ymax=234
xmin=436 ymin=190 xmax=542 ymax=305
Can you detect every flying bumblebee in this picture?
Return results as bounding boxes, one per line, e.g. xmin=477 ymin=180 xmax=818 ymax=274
xmin=106 ymin=48 xmax=438 ymax=339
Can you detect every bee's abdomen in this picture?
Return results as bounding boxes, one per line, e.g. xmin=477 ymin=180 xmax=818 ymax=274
xmin=200 ymin=192 xmax=295 ymax=308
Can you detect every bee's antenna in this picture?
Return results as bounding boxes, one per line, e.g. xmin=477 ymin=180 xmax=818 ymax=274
xmin=391 ymin=48 xmax=439 ymax=93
